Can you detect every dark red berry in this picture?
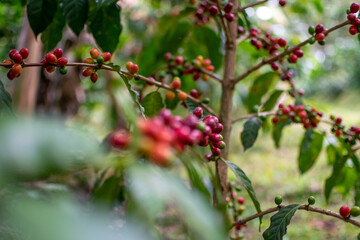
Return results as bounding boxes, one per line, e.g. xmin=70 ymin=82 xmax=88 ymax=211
xmin=57 ymin=57 xmax=68 ymax=67
xmin=11 ymin=53 xmax=23 ymax=64
xmin=315 ymin=24 xmax=324 ymax=33
xmin=193 ymin=107 xmax=203 ymax=119
xmin=294 ymin=49 xmax=304 ymax=58
xmin=101 ymin=52 xmax=112 ymax=62
xmin=271 ymin=63 xmax=279 ymax=71
xmin=278 ymin=38 xmax=287 ymax=47
xmin=348 ymin=13 xmax=356 ymax=21
xmin=9 ymin=49 xmax=18 ymax=59
xmin=164 ymin=52 xmax=172 ymax=62
xmin=7 ymin=70 xmax=17 ymax=80
xmin=19 ymin=48 xmax=29 ymax=59
xmin=190 ymin=89 xmax=200 ymax=98
xmin=315 ymin=33 xmax=325 ymax=42
xmin=350 ymin=3 xmax=360 ymax=13
xmin=53 ymin=48 xmax=63 ymax=58
xmin=213 ymin=123 xmax=223 ymax=134
xmin=339 ymin=205 xmax=351 ymax=218
xmin=289 ymin=54 xmax=298 ymax=63
xmin=225 ymin=13 xmax=234 ymax=22
xmin=212 ymin=147 xmax=221 ymax=156
xmin=209 ymin=133 xmax=222 ymax=142
xmin=90 ymin=72 xmax=98 ymax=83
xmin=46 ymin=53 xmax=57 ymax=64
xmin=224 ymin=2 xmax=233 ymax=13
xmin=335 ymin=117 xmax=342 ymax=124
xmin=237 ymin=26 xmax=245 ymax=35
xmin=349 ymin=25 xmax=358 ymax=35
xmin=174 ymin=56 xmax=184 ymax=65
xmin=209 ymin=5 xmax=219 ymax=15
xmin=205 ymin=154 xmax=212 ymax=161
xmin=237 ymin=197 xmax=245 ymax=204
xmin=272 ymin=116 xmax=279 ymax=124
xmin=279 ymin=0 xmax=286 ymax=7
xmin=282 ymin=107 xmax=291 ymax=115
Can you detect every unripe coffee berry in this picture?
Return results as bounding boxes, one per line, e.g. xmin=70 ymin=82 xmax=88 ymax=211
xmin=46 ymin=65 xmax=56 ymax=73
xmin=308 ymin=26 xmax=315 ymax=35
xmin=178 ymin=91 xmax=187 ymax=101
xmin=351 ymin=206 xmax=360 ymax=217
xmin=59 ymin=66 xmax=68 ymax=75
xmin=166 ymin=91 xmax=176 ymax=100
xmin=83 ymin=58 xmax=94 ymax=64
xmin=19 ymin=48 xmax=29 ymax=59
xmin=57 ymin=57 xmax=68 ymax=67
xmin=82 ymin=67 xmax=94 ymax=77
xmin=90 ymin=48 xmax=100 ymax=59
xmin=275 ymin=195 xmax=283 ymax=205
xmin=339 ymin=205 xmax=351 ymax=218
xmin=308 ymin=196 xmax=316 ymax=205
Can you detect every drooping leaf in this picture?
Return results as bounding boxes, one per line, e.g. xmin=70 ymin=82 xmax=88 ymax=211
xmin=0 ymin=80 xmax=14 ymax=119
xmin=27 ymin=0 xmax=57 ymax=36
xmin=165 ymin=96 xmax=180 ymax=110
xmin=88 ymin=0 xmax=122 ymax=53
xmin=272 ymin=119 xmax=291 ymax=148
xmin=298 ymin=129 xmax=324 ymax=174
xmin=227 ymin=161 xmax=262 ymax=223
xmin=241 ymin=117 xmax=262 ymax=151
xmin=262 ymin=90 xmax=283 ymax=112
xmin=141 ymin=92 xmax=164 ymax=117
xmin=247 ymin=72 xmax=277 ymax=113
xmin=63 ymin=0 xmax=89 ymax=36
xmin=41 ymin=1 xmax=66 ymax=52
xmin=263 ymin=204 xmax=300 ymax=240
xmin=117 ymin=72 xmax=145 ymax=118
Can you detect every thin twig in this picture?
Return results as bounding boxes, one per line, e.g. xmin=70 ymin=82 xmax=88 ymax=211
xmin=233 ymin=20 xmax=351 ymax=84
xmin=230 ymin=204 xmax=360 ymax=229
xmin=0 ymin=62 xmax=218 ymax=116
xmin=198 ymin=68 xmax=223 ymax=82
xmin=215 ymin=0 xmax=232 ymax=41
xmin=238 ymin=0 xmax=269 ymax=12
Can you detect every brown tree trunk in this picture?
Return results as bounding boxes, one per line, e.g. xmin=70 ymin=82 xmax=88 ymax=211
xmin=216 ymin=0 xmax=238 ymax=200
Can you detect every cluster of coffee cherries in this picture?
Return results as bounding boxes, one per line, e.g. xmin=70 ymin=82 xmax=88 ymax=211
xmin=339 ymin=204 xmax=360 ymax=218
xmin=226 ymin=187 xmax=247 ymax=240
xmin=346 ymin=3 xmax=360 ymax=36
xmin=108 ymin=108 xmax=224 ymax=166
xmin=40 ymin=48 xmax=69 ymax=75
xmin=193 ymin=1 xmax=235 ymax=26
xmin=163 ymin=53 xmax=215 ymax=82
xmin=272 ymin=103 xmax=323 ymax=129
xmin=165 ymin=76 xmax=189 ymax=101
xmin=307 ymin=24 xmax=328 ymax=45
xmin=3 ymin=48 xmax=29 ymax=80
xmin=82 ymin=48 xmax=112 ymax=83
xmin=330 ymin=116 xmax=360 ymax=147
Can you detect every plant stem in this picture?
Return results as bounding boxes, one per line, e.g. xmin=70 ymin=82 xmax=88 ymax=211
xmin=229 ymin=204 xmax=360 ymax=229
xmin=238 ymin=0 xmax=269 ymax=12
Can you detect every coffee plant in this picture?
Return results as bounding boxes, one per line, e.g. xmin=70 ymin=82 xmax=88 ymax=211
xmin=0 ymin=0 xmax=360 ymax=239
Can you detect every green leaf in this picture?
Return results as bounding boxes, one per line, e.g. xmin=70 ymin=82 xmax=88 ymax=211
xmin=117 ymin=72 xmax=145 ymax=118
xmin=355 ymin=177 xmax=360 ymax=206
xmin=91 ymin=175 xmax=123 ymax=208
xmin=141 ymin=92 xmax=164 ymax=117
xmin=241 ymin=117 xmax=262 ymax=151
xmin=247 ymin=72 xmax=277 ymax=113
xmin=27 ymin=0 xmax=57 ymax=36
xmin=262 ymin=90 xmax=283 ymax=112
xmin=263 ymin=204 xmax=300 ymax=240
xmin=0 ymin=80 xmax=14 ymax=119
xmin=272 ymin=119 xmax=291 ymax=148
xmin=325 ymin=155 xmax=348 ymax=202
xmin=63 ymin=0 xmax=88 ymax=36
xmin=41 ymin=1 xmax=66 ymax=52
xmin=88 ymin=0 xmax=122 ymax=53
xmin=298 ymin=129 xmax=324 ymax=174
xmin=226 ymin=161 xmax=262 ymax=223
xmin=165 ymin=96 xmax=180 ymax=110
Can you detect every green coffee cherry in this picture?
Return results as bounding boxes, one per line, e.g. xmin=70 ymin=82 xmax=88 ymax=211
xmin=309 ymin=37 xmax=316 ymax=45
xmin=308 ymin=26 xmax=315 ymax=35
xmin=202 ymin=98 xmax=210 ymax=104
xmin=308 ymin=196 xmax=316 ymax=205
xmin=275 ymin=195 xmax=283 ymax=205
xmin=96 ymin=56 xmax=104 ymax=65
xmin=59 ymin=66 xmax=68 ymax=75
xmin=351 ymin=206 xmax=360 ymax=217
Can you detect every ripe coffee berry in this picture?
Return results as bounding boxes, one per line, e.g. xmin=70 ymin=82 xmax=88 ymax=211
xmin=294 ymin=49 xmax=304 ymax=58
xmin=209 ymin=133 xmax=222 ymax=142
xmin=90 ymin=72 xmax=98 ymax=83
xmin=46 ymin=53 xmax=57 ymax=64
xmin=278 ymin=38 xmax=287 ymax=47
xmin=289 ymin=54 xmax=298 ymax=63
xmin=82 ymin=67 xmax=94 ymax=77
xmin=19 ymin=48 xmax=29 ymax=59
xmin=349 ymin=25 xmax=358 ymax=35
xmin=57 ymin=57 xmax=68 ymax=67
xmin=209 ymin=5 xmax=219 ymax=15
xmin=178 ymin=91 xmax=187 ymax=101
xmin=225 ymin=13 xmax=234 ymax=22
xmin=164 ymin=52 xmax=172 ymax=62
xmin=7 ymin=70 xmax=18 ymax=80
xmin=11 ymin=64 xmax=22 ymax=77
xmin=212 ymin=147 xmax=221 ymax=156
xmin=237 ymin=197 xmax=245 ymax=204
xmin=224 ymin=2 xmax=233 ymax=13
xmin=11 ymin=53 xmax=23 ymax=64
xmin=101 ymin=52 xmax=111 ymax=62
xmin=348 ymin=13 xmax=356 ymax=21
xmin=9 ymin=49 xmax=18 ymax=59
xmin=272 ymin=116 xmax=279 ymax=124
xmin=53 ymin=48 xmax=63 ymax=58
xmin=90 ymin=48 xmax=100 ymax=59
xmin=315 ymin=33 xmax=325 ymax=42
xmin=339 ymin=205 xmax=351 ymax=218
xmin=193 ymin=107 xmax=203 ymax=118
xmin=335 ymin=117 xmax=342 ymax=124
xmin=315 ymin=24 xmax=324 ymax=33
xmin=271 ymin=63 xmax=279 ymax=71
xmin=171 ymin=79 xmax=181 ymax=89
xmin=279 ymin=0 xmax=286 ymax=7
xmin=174 ymin=56 xmax=184 ymax=65
xmin=2 ymin=59 xmax=13 ymax=69
xmin=237 ymin=26 xmax=245 ymax=35
xmin=350 ymin=3 xmax=360 ymax=13
xmin=190 ymin=89 xmax=200 ymax=98
xmin=83 ymin=58 xmax=94 ymax=64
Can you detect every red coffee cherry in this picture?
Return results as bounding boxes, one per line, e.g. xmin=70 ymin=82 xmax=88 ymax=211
xmin=57 ymin=57 xmax=68 ymax=67
xmin=11 ymin=63 xmax=22 ymax=77
xmin=190 ymin=89 xmax=200 ymax=98
xmin=349 ymin=25 xmax=358 ymax=35
xmin=279 ymin=0 xmax=286 ymax=7
xmin=2 ymin=59 xmax=13 ymax=69
xmin=289 ymin=54 xmax=298 ymax=63
xmin=7 ymin=70 xmax=17 ymax=80
xmin=109 ymin=129 xmax=131 ymax=149
xmin=209 ymin=5 xmax=219 ymax=15
xmin=19 ymin=48 xmax=29 ymax=59
xmin=224 ymin=2 xmax=233 ymax=13
xmin=90 ymin=48 xmax=100 ymax=59
xmin=278 ymin=38 xmax=287 ymax=47
xmin=315 ymin=24 xmax=324 ymax=33
xmin=174 ymin=56 xmax=184 ymax=65
xmin=9 ymin=49 xmax=18 ymax=59
xmin=90 ymin=72 xmax=98 ymax=83
xmin=11 ymin=53 xmax=23 ymax=64
xmin=209 ymin=133 xmax=222 ymax=142
xmin=335 ymin=117 xmax=342 ymax=124
xmin=339 ymin=205 xmax=351 ymax=218
xmin=213 ymin=123 xmax=223 ymax=134
xmin=350 ymin=3 xmax=360 ymax=13
xmin=315 ymin=33 xmax=325 ymax=42
xmin=171 ymin=77 xmax=181 ymax=89
xmin=101 ymin=52 xmax=112 ymax=62
xmin=83 ymin=58 xmax=94 ymax=64
xmin=237 ymin=26 xmax=245 ymax=35
xmin=271 ymin=63 xmax=279 ymax=71
xmin=225 ymin=13 xmax=234 ymax=22
xmin=130 ymin=64 xmax=139 ymax=74
xmin=53 ymin=48 xmax=63 ymax=58
xmin=212 ymin=147 xmax=221 ymax=156
xmin=82 ymin=67 xmax=94 ymax=77
xmin=348 ymin=13 xmax=356 ymax=21
xmin=45 ymin=53 xmax=57 ymax=64
xmin=294 ymin=49 xmax=304 ymax=58
xmin=164 ymin=52 xmax=172 ymax=62
xmin=237 ymin=197 xmax=245 ymax=204
xmin=193 ymin=107 xmax=203 ymax=118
